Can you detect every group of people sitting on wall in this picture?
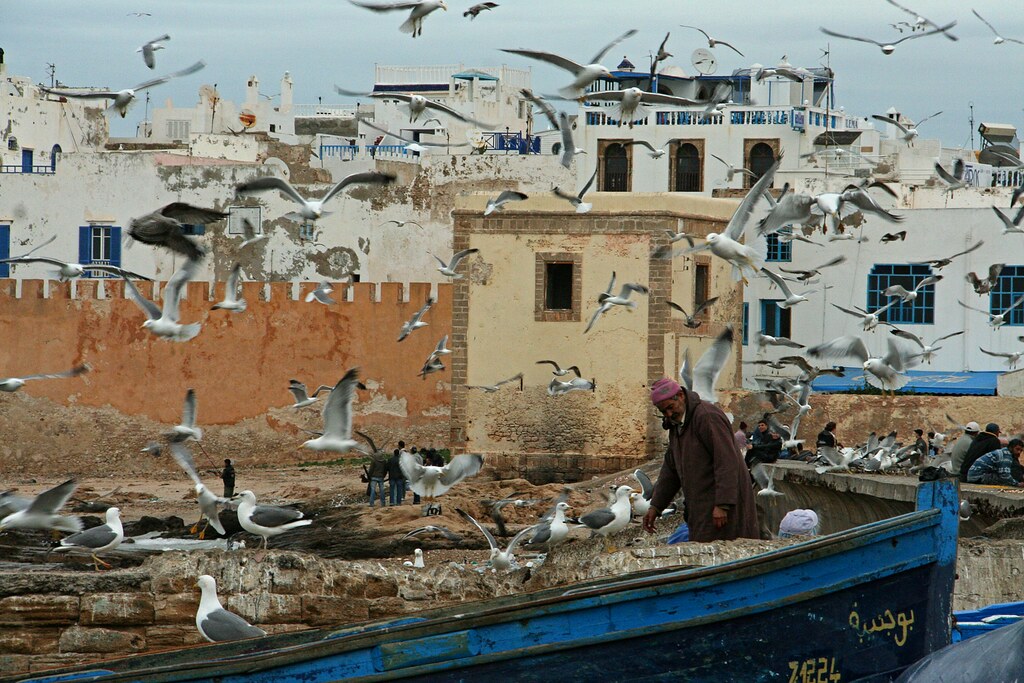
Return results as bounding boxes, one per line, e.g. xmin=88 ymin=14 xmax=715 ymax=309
xmin=951 ymin=422 xmax=1024 ymax=487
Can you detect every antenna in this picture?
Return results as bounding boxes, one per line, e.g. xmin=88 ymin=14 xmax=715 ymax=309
xmin=45 ymin=63 xmax=56 ymax=88
xmin=968 ymin=101 xmax=975 ymax=152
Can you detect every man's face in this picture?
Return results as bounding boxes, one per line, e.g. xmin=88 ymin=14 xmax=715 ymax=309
xmin=655 ymin=392 xmax=686 ymax=424
xmin=1012 ymin=444 xmax=1024 ymax=463
xmin=758 ymin=422 xmax=768 ymax=432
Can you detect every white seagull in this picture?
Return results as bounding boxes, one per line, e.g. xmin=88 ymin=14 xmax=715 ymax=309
xmin=398 ymin=296 xmax=435 ymax=341
xmin=0 ymin=479 xmax=82 ymax=533
xmin=871 ymin=111 xmax=942 ymax=145
xmin=525 ymin=501 xmax=571 ymax=548
xmin=631 ymin=469 xmax=654 ymax=517
xmin=401 ymin=452 xmax=484 ymax=499
xmin=40 ymin=60 xmax=205 ymax=117
xmin=623 ymin=140 xmax=668 ymax=159
xmin=808 ymin=335 xmax=919 ymax=393
xmin=484 ymin=190 xmax=528 ymax=216
xmin=170 ymin=442 xmax=228 ymax=539
xmin=934 ymin=159 xmax=967 ymax=193
xmin=305 ymin=281 xmax=337 ymax=305
xmin=710 ymin=153 xmax=757 ymax=183
xmin=882 ymin=274 xmax=942 ymax=303
xmin=122 ymin=257 xmax=202 ymax=342
xmin=679 ymin=24 xmax=745 ymax=56
xmin=428 ymin=334 xmax=452 ymax=361
xmin=501 ymin=29 xmax=638 ymax=99
xmin=547 ymin=376 xmax=596 ymax=396
xmin=972 ymin=9 xmax=1024 ymax=45
xmin=169 ymin=388 xmax=203 ymax=442
xmin=288 ymin=379 xmax=332 ymax=409
xmin=302 ymin=368 xmax=365 ymax=453
xmin=760 ymin=268 xmax=813 ymax=308
xmin=0 ymin=256 xmax=151 ymax=282
xmin=558 ymin=112 xmax=586 ymax=169
xmin=680 ymin=326 xmax=734 ymax=404
xmin=433 ymin=249 xmax=478 ymax=279
xmin=211 ymin=264 xmax=246 ymax=313
xmin=582 ymin=88 xmax=698 ymax=128
xmin=959 ymin=294 xmax=1024 ymax=328
xmin=0 ymin=363 xmax=90 ymax=393
xmin=819 ymin=22 xmax=956 ymax=55
xmin=889 ymin=329 xmax=964 ymax=364
xmin=239 ymin=218 xmax=267 ymax=249
xmin=535 ymin=360 xmax=581 ymax=377
xmin=754 ymin=332 xmax=804 ymax=350
xmin=358 ymin=91 xmax=491 ymax=127
xmin=467 ymin=372 xmax=523 ymax=393
xmin=580 ymin=485 xmax=634 ymax=552
xmin=831 ymin=300 xmax=898 ymax=332
xmin=456 ymin=508 xmax=537 ymax=571
xmin=992 ymin=206 xmax=1024 ymax=235
xmin=49 ymin=507 xmax=124 ymax=570
xmin=348 ymin=0 xmax=448 ymax=38
xmin=232 ymin=490 xmax=312 ymax=549
xmin=553 ymin=167 xmax=598 ymax=214
xmin=235 ymin=171 xmax=395 ymax=223
xmin=779 ymin=256 xmax=846 ymax=282
xmin=137 ymin=34 xmax=170 ymax=69
xmin=981 ymin=347 xmax=1024 ymax=369
xmin=584 ymin=271 xmax=649 ymax=334
xmin=195 ymin=575 xmax=267 ymax=642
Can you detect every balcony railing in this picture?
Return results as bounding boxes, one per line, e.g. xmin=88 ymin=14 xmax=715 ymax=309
xmin=319 ymin=144 xmax=360 ymax=160
xmin=481 ymin=132 xmax=541 ymax=154
xmin=84 ymin=259 xmax=117 ymax=278
xmin=1 ymin=165 xmax=55 ymax=174
xmin=583 ymin=105 xmax=862 ymax=131
xmin=291 ymin=104 xmax=360 ymax=118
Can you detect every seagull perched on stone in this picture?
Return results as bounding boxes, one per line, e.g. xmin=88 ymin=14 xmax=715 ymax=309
xmin=584 ymin=271 xmax=649 ymax=334
xmin=980 ymin=347 xmax=1024 ymax=369
xmin=433 ymin=249 xmax=478 ymax=279
xmin=137 ymin=34 xmax=170 ymax=69
xmin=536 ymin=360 xmax=581 ymax=377
xmin=889 ymin=329 xmax=963 ymax=364
xmin=211 ymin=264 xmax=246 ymax=313
xmin=959 ymin=295 xmax=1024 ymax=328
xmin=580 ymin=485 xmax=634 ymax=552
xmin=882 ymin=274 xmax=941 ymax=303
xmin=808 ymin=335 xmax=919 ymax=393
xmin=49 ymin=507 xmax=123 ymax=570
xmin=168 ymin=389 xmax=203 ymax=443
xmin=484 ymin=190 xmax=528 ymax=216
xmin=288 ymin=379 xmax=332 ymax=409
xmin=456 ymin=508 xmax=537 ymax=571
xmin=966 ymin=263 xmax=1005 ymax=294
xmin=348 ymin=0 xmax=448 ymax=37
xmin=232 ymin=490 xmax=312 ymax=549
xmin=305 ymin=281 xmax=337 ymax=305
xmin=553 ymin=167 xmax=597 ymax=213
xmin=582 ymin=87 xmax=699 ymax=128
xmin=831 ymin=300 xmax=897 ymax=332
xmin=128 ymin=202 xmax=227 ymax=261
xmin=0 ymin=363 xmax=90 ymax=393
xmin=680 ymin=326 xmax=734 ymax=404
xmin=302 ymin=368 xmax=366 ymax=453
xmin=467 ymin=372 xmax=523 ymax=393
xmin=0 ymin=256 xmax=150 ymax=282
xmin=501 ymin=29 xmax=638 ymax=99
xmin=525 ymin=501 xmax=571 ymax=548
xmin=666 ymin=297 xmax=718 ymax=328
xmin=40 ymin=60 xmax=205 ymax=117
xmin=169 ymin=443 xmax=228 ymax=539
xmin=680 ymin=24 xmax=744 ymax=56
xmin=236 ymin=171 xmax=395 ymax=223
xmin=0 ymin=479 xmax=82 ymax=533
xmin=398 ymin=295 xmax=435 ymax=341
xmin=760 ymin=268 xmax=814 ymax=309
xmin=195 ymin=575 xmax=268 ymax=642
xmin=402 ymin=453 xmax=483 ymax=500
xmin=548 ymin=376 xmax=596 ymax=395
xmin=820 ymin=23 xmax=956 ymax=55
xmin=122 ymin=257 xmax=202 ymax=342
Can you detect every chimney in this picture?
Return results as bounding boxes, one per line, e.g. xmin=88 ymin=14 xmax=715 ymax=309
xmin=246 ymin=75 xmax=259 ymax=107
xmin=280 ymin=71 xmax=293 ymax=112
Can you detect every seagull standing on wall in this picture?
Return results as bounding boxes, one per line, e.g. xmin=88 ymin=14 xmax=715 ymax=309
xmin=195 ymin=575 xmax=268 ymax=642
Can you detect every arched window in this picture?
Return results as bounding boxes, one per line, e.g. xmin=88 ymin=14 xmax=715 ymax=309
xmin=551 ymin=141 xmax=562 ymax=156
xmin=50 ymin=144 xmax=62 ymax=172
xmin=674 ymin=143 xmax=701 ymax=192
xmin=748 ymin=142 xmax=775 ymax=186
xmin=602 ymin=143 xmax=628 ymax=192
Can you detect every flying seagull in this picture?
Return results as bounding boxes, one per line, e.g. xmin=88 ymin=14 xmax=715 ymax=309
xmin=354 ymin=117 xmax=477 ymax=152
xmin=623 ymin=139 xmax=668 ymax=159
xmin=195 ymin=575 xmax=268 ymax=642
xmin=40 ymin=60 xmax=205 ymax=117
xmin=557 ymin=112 xmax=586 ymax=169
xmin=348 ymin=0 xmax=448 ymax=38
xmin=881 ymin=274 xmax=942 ymax=303
xmin=831 ymin=300 xmax=897 ymax=332
xmin=992 ymin=205 xmax=1024 ymax=235
xmin=840 ymin=184 xmax=904 ymax=223
xmin=169 ymin=442 xmax=228 ymax=539
xmin=211 ymin=264 xmax=246 ymax=313
xmin=934 ymin=159 xmax=967 ymax=193
xmin=912 ymin=239 xmax=982 ymax=269
xmin=681 ymin=326 xmax=733 ymax=404
xmin=168 ymin=388 xmax=203 ymax=443
xmin=402 ymin=525 xmax=463 ymax=542
xmin=547 ymin=376 xmax=596 ymax=396
xmin=584 ymin=271 xmax=649 ymax=334
xmin=0 ymin=363 xmax=90 ymax=393
xmin=808 ymin=335 xmax=919 ymax=393
xmin=485 ymin=190 xmax=528 ymax=216
xmin=501 ymin=29 xmax=638 ymax=99
xmin=128 ymin=202 xmax=227 ymax=261
xmin=235 ymin=171 xmax=396 ymax=223
xmin=959 ymin=295 xmax=1024 ymax=328
xmin=709 ymin=154 xmax=757 ymax=183
xmin=137 ymin=34 xmax=170 ymax=69
xmin=363 ymin=92 xmax=493 ymax=127
xmin=464 ymin=2 xmax=497 ymax=19
xmin=305 ymin=281 xmax=337 ymax=305
xmin=889 ymin=329 xmax=964 ymax=364
xmin=0 ymin=479 xmax=82 ymax=533
xmin=123 ymin=257 xmax=202 ymax=342
xmin=398 ymin=296 xmax=435 ymax=342
xmin=418 ymin=355 xmax=445 ymax=379
xmin=553 ymin=167 xmax=598 ymax=214
xmin=779 ymin=256 xmax=846 ymax=282
xmin=880 ymin=231 xmax=907 ymax=243
xmin=966 ymin=263 xmax=1005 ymax=294
xmin=536 ymin=360 xmax=582 ymax=377
xmin=980 ymin=347 xmax=1024 ymax=369
xmin=456 ymin=508 xmax=537 ymax=571
xmin=238 ymin=218 xmax=266 ymax=249
xmin=49 ymin=506 xmax=123 ymax=570
xmin=232 ymin=490 xmax=311 ymax=548
xmin=972 ymin=9 xmax=1024 ymax=45
xmin=433 ymin=249 xmax=479 ymax=279
xmin=886 ymin=0 xmax=958 ymax=39
xmin=401 ymin=452 xmax=483 ymax=499
xmin=302 ymin=368 xmax=366 ymax=453
xmin=582 ymin=88 xmax=699 ymax=128
xmin=679 ymin=25 xmax=744 ymax=56
xmin=666 ymin=297 xmax=718 ymax=328
xmin=288 ymin=379 xmax=332 ymax=409
xmin=466 ymin=372 xmax=523 ymax=393
xmin=819 ymin=22 xmax=956 ymax=55
xmin=760 ymin=268 xmax=813 ymax=308
xmin=520 ymin=88 xmax=560 ymax=131
xmin=754 ymin=332 xmax=803 ymax=350
xmin=870 ymin=111 xmax=942 ymax=145
xmin=0 ymin=256 xmax=150 ymax=282
xmin=380 ymin=219 xmax=424 ymax=229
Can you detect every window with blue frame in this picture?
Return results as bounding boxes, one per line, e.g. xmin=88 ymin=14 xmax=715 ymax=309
xmin=180 ymin=224 xmax=205 ymax=236
xmin=760 ymin=299 xmax=791 ymax=338
xmin=866 ymin=264 xmax=935 ymax=324
xmin=991 ymin=265 xmax=1024 ymax=326
xmin=0 ymin=225 xmax=9 ymax=277
xmin=741 ymin=302 xmax=749 ymax=345
xmin=78 ymin=225 xmax=122 ymax=277
xmin=766 ymin=234 xmax=792 ymax=262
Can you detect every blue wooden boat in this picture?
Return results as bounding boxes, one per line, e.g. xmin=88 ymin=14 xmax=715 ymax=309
xmin=952 ymin=600 xmax=1024 ymax=642
xmin=13 ymin=480 xmax=958 ymax=683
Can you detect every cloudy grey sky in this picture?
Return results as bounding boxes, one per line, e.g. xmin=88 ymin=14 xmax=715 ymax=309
xmin=5 ymin=0 xmax=1022 ymax=146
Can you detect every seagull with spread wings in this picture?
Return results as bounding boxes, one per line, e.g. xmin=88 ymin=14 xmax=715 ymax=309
xmin=128 ymin=202 xmax=226 ymax=261
xmin=456 ymin=508 xmax=537 ymax=571
xmin=760 ymin=268 xmax=814 ymax=308
xmin=710 ymin=153 xmax=756 ymax=183
xmin=779 ymin=256 xmax=846 ymax=282
xmin=305 ymin=281 xmax=337 ymax=305
xmin=831 ymin=300 xmax=897 ymax=332
xmin=584 ymin=271 xmax=649 ymax=334
xmin=557 ymin=111 xmax=586 ymax=169
xmin=966 ymin=263 xmax=1005 ymax=294
xmin=403 ymin=453 xmax=483 ymax=500
xmin=755 ymin=332 xmax=804 ymax=350
xmin=288 ymin=379 xmax=332 ymax=409
xmin=871 ymin=111 xmax=942 ymax=145
xmin=553 ymin=167 xmax=598 ymax=213
xmin=889 ymin=329 xmax=964 ymax=364
xmin=238 ymin=218 xmax=266 ymax=249
xmin=992 ymin=206 xmax=1024 ymax=235
xmin=122 ymin=257 xmax=202 ymax=342
xmin=980 ymin=347 xmax=1024 ymax=369
xmin=348 ymin=0 xmax=448 ymax=37
xmin=501 ymin=29 xmax=638 ymax=99
xmin=137 ymin=34 xmax=170 ymax=69
xmin=485 ymin=190 xmax=528 ymax=216
xmin=0 ymin=479 xmax=82 ymax=533
xmin=680 ymin=326 xmax=734 ymax=404
xmin=912 ymin=239 xmax=982 ymax=269
xmin=0 ymin=363 xmax=89 ymax=393
xmin=40 ymin=60 xmax=205 ymax=117
xmin=886 ymin=0 xmax=958 ymax=39
xmin=547 ymin=376 xmax=596 ymax=395
xmin=0 ymin=255 xmax=150 ymax=282
xmin=820 ymin=22 xmax=956 ymax=55
xmin=882 ymin=274 xmax=941 ymax=303
xmin=623 ymin=139 xmax=667 ymax=159
xmin=582 ymin=87 xmax=699 ymax=128
xmin=168 ymin=388 xmax=203 ymax=443
xmin=464 ymin=2 xmax=497 ymax=19
xmin=361 ymin=92 xmax=492 ymax=127
xmin=398 ymin=295 xmax=435 ymax=341
xmin=536 ymin=360 xmax=581 ymax=377
xmin=666 ymin=297 xmax=718 ymax=328
xmin=959 ymin=294 xmax=1024 ymax=328
xmin=808 ymin=335 xmax=919 ymax=393
xmin=169 ymin=442 xmax=228 ymax=539
xmin=236 ymin=171 xmax=395 ymax=223
xmin=934 ymin=159 xmax=967 ymax=193
xmin=211 ymin=264 xmax=246 ymax=313
xmin=467 ymin=373 xmax=523 ymax=393
xmin=679 ymin=24 xmax=744 ymax=56
xmin=972 ymin=9 xmax=1024 ymax=45
xmin=519 ymin=88 xmax=559 ymax=131
xmin=433 ymin=249 xmax=478 ymax=279
xmin=301 ymin=368 xmax=366 ymax=453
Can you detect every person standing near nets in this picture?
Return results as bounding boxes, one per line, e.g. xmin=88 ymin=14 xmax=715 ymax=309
xmin=387 ymin=447 xmax=405 ymax=506
xmin=642 ymin=378 xmax=759 ymax=542
xmin=221 ymin=459 xmax=235 ymax=498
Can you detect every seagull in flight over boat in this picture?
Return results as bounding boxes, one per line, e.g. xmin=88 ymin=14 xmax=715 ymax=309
xmin=535 ymin=360 xmax=582 ymax=377
xmin=871 ymin=111 xmax=942 ymax=145
xmin=0 ymin=479 xmax=82 ymax=533
xmin=239 ymin=218 xmax=266 ymax=249
xmin=679 ymin=25 xmax=744 ymax=56
xmin=886 ymin=0 xmax=958 ymax=40
xmin=402 ymin=453 xmax=484 ymax=499
xmin=0 ymin=363 xmax=90 ymax=393
xmin=456 ymin=508 xmax=537 ymax=571
xmin=169 ymin=443 xmax=228 ymax=539
xmin=959 ymin=295 xmax=1024 ymax=329
xmin=49 ymin=507 xmax=123 ymax=570
xmin=912 ymin=240 xmax=983 ymax=270
xmin=680 ymin=326 xmax=734 ymax=404
xmin=584 ymin=271 xmax=649 ymax=334
xmin=433 ymin=250 xmax=478 ymax=279
xmin=123 ymin=257 xmax=202 ymax=342
xmin=128 ymin=202 xmax=227 ymax=261
xmin=830 ymin=300 xmax=897 ymax=332
xmin=305 ymin=281 xmax=337 ymax=305
xmin=211 ymin=264 xmax=246 ymax=313
xmin=980 ymin=347 xmax=1024 ymax=369
xmin=501 ymin=29 xmax=638 ymax=99
xmin=232 ymin=490 xmax=312 ymax=548
xmin=347 ymin=0 xmax=448 ymax=38
xmin=760 ymin=268 xmax=813 ymax=309
xmin=302 ymin=368 xmax=366 ymax=453
xmin=582 ymin=87 xmax=699 ymax=128
xmin=137 ymin=34 xmax=170 ymax=69
xmin=972 ymin=9 xmax=1024 ymax=45
xmin=709 ymin=154 xmax=757 ymax=183
xmin=195 ymin=575 xmax=267 ymax=642
xmin=40 ymin=60 xmax=205 ymax=117
xmin=467 ymin=372 xmax=523 ymax=393
xmin=666 ymin=297 xmax=718 ymax=328
xmin=553 ymin=168 xmax=598 ymax=214
xmin=288 ymin=379 xmax=332 ymax=409
xmin=558 ymin=112 xmax=586 ymax=169
xmin=808 ymin=335 xmax=920 ymax=393
xmin=0 ymin=256 xmax=150 ymax=282
xmin=485 ymin=190 xmax=528 ymax=216
xmin=819 ymin=22 xmax=956 ymax=54
xmin=235 ymin=171 xmax=396 ymax=223
xmin=966 ymin=263 xmax=1005 ymax=294
xmin=888 ymin=329 xmax=964 ymax=364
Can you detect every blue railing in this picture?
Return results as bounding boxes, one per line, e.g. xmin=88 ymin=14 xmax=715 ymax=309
xmin=319 ymin=144 xmax=359 ymax=160
xmin=1 ymin=165 xmax=55 ymax=174
xmin=481 ymin=132 xmax=541 ymax=154
xmin=366 ymin=145 xmax=411 ymax=158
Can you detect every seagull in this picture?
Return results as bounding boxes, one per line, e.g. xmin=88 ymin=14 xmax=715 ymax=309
xmin=433 ymin=249 xmax=479 ymax=279
xmin=501 ymin=29 xmax=638 ymax=99
xmin=580 ymin=485 xmax=634 ymax=552
xmin=582 ymin=87 xmax=699 ymax=128
xmin=418 ymin=356 xmax=445 ymax=379
xmin=463 ymin=2 xmax=497 ymax=19
xmin=584 ymin=271 xmax=649 ymax=334
xmin=710 ymin=154 xmax=757 ymax=183
xmin=819 ymin=22 xmax=956 ymax=55
xmin=428 ymin=334 xmax=451 ymax=362
xmin=757 ymin=190 xmax=816 ymax=238
xmin=364 ymin=92 xmax=492 ymax=127
xmin=520 ymin=88 xmax=560 ymax=131
xmin=195 ymin=575 xmax=267 ymax=642
xmin=779 ymin=256 xmax=846 ymax=282
xmin=402 ymin=525 xmax=463 ymax=542
xmin=302 ymin=368 xmax=365 ymax=453
xmin=354 ymin=117 xmax=476 ymax=151
xmin=840 ymin=184 xmax=904 ymax=223
xmin=398 ymin=295 xmax=435 ymax=341
xmin=980 ymin=347 xmax=1024 ymax=369
xmin=651 ymin=230 xmax=696 ymax=259
xmin=751 ymin=463 xmax=784 ymax=497
xmin=870 ymin=111 xmax=942 ymax=145
xmin=880 ymin=231 xmax=907 ymax=243
xmin=679 ymin=25 xmax=744 ymax=56
xmin=547 ymin=376 xmax=596 ymax=395
xmin=49 ymin=507 xmax=123 ymax=570
xmin=882 ymin=274 xmax=942 ymax=303
xmin=623 ymin=139 xmax=668 ymax=159
xmin=650 ymin=32 xmax=673 ymax=73
xmin=966 ymin=264 xmax=1005 ymax=294
xmin=681 ymin=326 xmax=734 ymax=404
xmin=128 ymin=202 xmax=227 ymax=261
xmin=535 ymin=360 xmax=581 ymax=377
xmin=7 ymin=234 xmax=57 ymax=260
xmin=889 ymin=329 xmax=964 ymax=364
xmin=553 ymin=168 xmax=598 ymax=214
xmin=912 ymin=240 xmax=983 ymax=269
xmin=760 ymin=268 xmax=813 ymax=308
xmin=0 ymin=256 xmax=151 ymax=282
xmin=934 ymin=159 xmax=967 ymax=193
xmin=402 ymin=453 xmax=483 ymax=500
xmin=0 ymin=479 xmax=82 ymax=533
xmin=808 ymin=335 xmax=919 ymax=393
xmin=238 ymin=218 xmax=266 ymax=249
xmin=232 ymin=490 xmax=311 ymax=549
xmin=755 ymin=332 xmax=803 ymax=350
xmin=992 ymin=206 xmax=1024 ymax=235
xmin=484 ymin=190 xmax=528 ymax=216
xmin=211 ymin=264 xmax=246 ymax=313
xmin=137 ymin=34 xmax=170 ymax=69
xmin=123 ymin=257 xmax=202 ymax=342
xmin=831 ymin=300 xmax=897 ymax=331
xmin=0 ymin=363 xmax=90 ymax=393
xmin=972 ymin=9 xmax=1024 ymax=45
xmin=169 ymin=389 xmax=203 ymax=442
xmin=288 ymin=380 xmax=331 ymax=410
xmin=348 ymin=0 xmax=448 ymax=38
xmin=169 ymin=443 xmax=228 ymax=539
xmin=525 ymin=501 xmax=571 ymax=548
xmin=40 ymin=60 xmax=205 ymax=117
xmin=456 ymin=508 xmax=536 ymax=571
xmin=886 ymin=0 xmax=958 ymax=39
xmin=959 ymin=294 xmax=1024 ymax=328
xmin=557 ymin=112 xmax=586 ymax=169
xmin=404 ymin=548 xmax=426 ymax=568
xmin=380 ymin=219 xmax=424 ymax=229
xmin=631 ymin=469 xmax=654 ymax=517
xmin=666 ymin=297 xmax=718 ymax=328
xmin=305 ymin=281 xmax=337 ymax=305
xmin=235 ymin=171 xmax=395 ymax=223
xmin=466 ymin=373 xmax=523 ymax=393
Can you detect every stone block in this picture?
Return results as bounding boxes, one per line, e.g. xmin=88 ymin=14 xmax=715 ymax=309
xmin=0 ymin=655 xmax=30 ymax=676
xmin=145 ymin=625 xmax=204 ymax=649
xmin=80 ymin=593 xmax=155 ymax=626
xmin=0 ymin=627 xmax=60 ymax=654
xmin=0 ymin=595 xmax=79 ymax=625
xmin=368 ymin=596 xmax=409 ymax=620
xmin=302 ymin=595 xmax=370 ymax=626
xmin=58 ymin=626 xmax=145 ymax=654
xmin=363 ymin=576 xmax=398 ymax=599
xmin=225 ymin=593 xmax=300 ymax=625
xmin=154 ymin=594 xmax=198 ymax=624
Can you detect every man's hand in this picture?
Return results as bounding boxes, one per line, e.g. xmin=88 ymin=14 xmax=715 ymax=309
xmin=642 ymin=508 xmax=660 ymax=533
xmin=712 ymin=505 xmax=729 ymax=528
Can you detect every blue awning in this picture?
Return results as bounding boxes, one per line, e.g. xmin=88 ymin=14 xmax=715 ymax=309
xmin=811 ymin=368 xmax=1000 ymax=395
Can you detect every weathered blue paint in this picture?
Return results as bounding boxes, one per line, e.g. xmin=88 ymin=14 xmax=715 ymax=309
xmin=953 ymin=600 xmax=1024 ymax=642
xmin=13 ymin=481 xmax=958 ymax=683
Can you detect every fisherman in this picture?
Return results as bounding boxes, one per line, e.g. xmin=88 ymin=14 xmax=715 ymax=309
xmin=959 ymin=423 xmax=1003 ymax=482
xmin=949 ymin=421 xmax=979 ymax=475
xmin=966 ymin=439 xmax=1024 ymax=487
xmin=220 ymin=459 xmax=235 ymax=498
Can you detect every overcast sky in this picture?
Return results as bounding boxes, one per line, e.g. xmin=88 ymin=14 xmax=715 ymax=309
xmin=6 ymin=1 xmax=1023 ymax=146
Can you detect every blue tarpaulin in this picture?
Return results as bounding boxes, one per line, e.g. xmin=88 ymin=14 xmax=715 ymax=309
xmin=811 ymin=368 xmax=1000 ymax=395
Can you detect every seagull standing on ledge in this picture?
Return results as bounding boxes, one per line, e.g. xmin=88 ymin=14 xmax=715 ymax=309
xmin=580 ymin=485 xmax=634 ymax=552
xmin=195 ymin=575 xmax=267 ymax=642
xmin=232 ymin=491 xmax=312 ymax=549
xmin=49 ymin=507 xmax=124 ymax=570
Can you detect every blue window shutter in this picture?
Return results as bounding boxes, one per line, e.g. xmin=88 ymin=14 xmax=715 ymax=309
xmin=0 ymin=225 xmax=9 ymax=277
xmin=110 ymin=227 xmax=122 ymax=267
xmin=79 ymin=226 xmax=92 ymax=264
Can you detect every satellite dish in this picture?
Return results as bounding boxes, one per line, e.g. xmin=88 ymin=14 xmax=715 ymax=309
xmin=239 ymin=109 xmax=256 ymax=128
xmin=691 ymin=48 xmax=717 ymax=75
